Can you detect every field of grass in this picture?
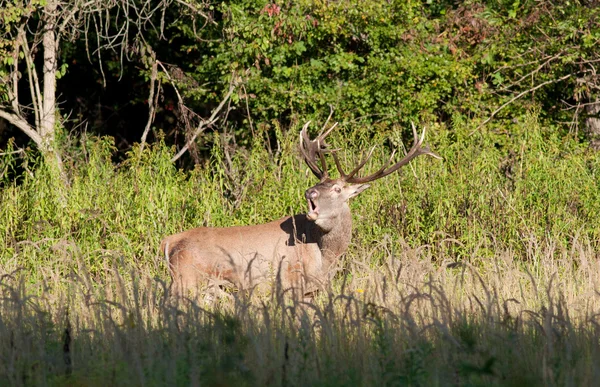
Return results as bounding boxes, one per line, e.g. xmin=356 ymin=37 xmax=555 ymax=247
xmin=1 ymin=116 xmax=600 ymax=385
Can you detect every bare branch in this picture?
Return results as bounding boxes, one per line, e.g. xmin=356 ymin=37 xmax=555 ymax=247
xmin=561 ymin=99 xmax=600 ymax=111
xmin=57 ymin=1 xmax=95 ymax=38
xmin=173 ymin=0 xmax=216 ymax=24
xmin=20 ymin=29 xmax=44 ymax=131
xmin=498 ymin=51 xmax=564 ymax=92
xmin=92 ymin=12 xmax=107 ymax=87
xmin=475 ymin=73 xmax=575 ymax=132
xmin=156 ymin=61 xmax=185 ymax=104
xmin=140 ymin=57 xmax=159 ymax=152
xmin=8 ymin=27 xmax=24 ymax=114
xmin=1 ymin=0 xmax=216 ymax=168
xmin=155 ymin=61 xmax=238 ymax=162
xmin=171 ymin=81 xmax=236 ymax=163
xmin=492 ymin=52 xmax=556 ymax=74
xmin=0 ymin=148 xmax=25 ymax=157
xmin=0 ymin=109 xmax=43 ymax=147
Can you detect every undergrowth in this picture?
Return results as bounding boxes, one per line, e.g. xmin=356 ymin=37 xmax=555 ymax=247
xmin=1 ymin=115 xmax=600 ymax=385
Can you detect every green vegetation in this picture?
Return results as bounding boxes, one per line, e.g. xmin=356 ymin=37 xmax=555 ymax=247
xmin=179 ymin=0 xmax=600 ymax=136
xmin=2 ymin=0 xmax=600 ymax=385
xmin=2 ymin=117 xmax=600 ymax=385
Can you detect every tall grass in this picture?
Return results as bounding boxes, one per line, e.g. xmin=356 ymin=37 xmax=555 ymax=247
xmin=1 ymin=115 xmax=600 ymax=385
xmin=2 ymin=239 xmax=600 ymax=385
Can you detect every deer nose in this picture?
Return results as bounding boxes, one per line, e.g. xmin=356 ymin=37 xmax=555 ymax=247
xmin=305 ymin=188 xmax=319 ymax=200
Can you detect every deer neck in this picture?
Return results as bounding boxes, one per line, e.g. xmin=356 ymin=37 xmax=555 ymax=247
xmin=313 ymin=205 xmax=353 ymax=271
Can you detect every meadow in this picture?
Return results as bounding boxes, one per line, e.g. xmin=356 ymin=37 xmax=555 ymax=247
xmin=1 ymin=115 xmax=600 ymax=386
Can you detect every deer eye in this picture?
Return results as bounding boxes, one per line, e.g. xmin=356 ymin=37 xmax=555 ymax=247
xmin=334 ymin=186 xmax=341 ymax=193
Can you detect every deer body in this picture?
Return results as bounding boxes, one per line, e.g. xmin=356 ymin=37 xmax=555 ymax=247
xmin=162 ymin=215 xmax=324 ymax=293
xmin=162 ymin=122 xmax=439 ymax=296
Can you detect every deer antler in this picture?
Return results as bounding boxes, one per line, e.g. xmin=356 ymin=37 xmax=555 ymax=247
xmin=337 ymin=122 xmax=441 ymax=184
xmin=299 ymin=120 xmax=338 ymax=180
xmin=300 ymin=121 xmax=439 ymax=183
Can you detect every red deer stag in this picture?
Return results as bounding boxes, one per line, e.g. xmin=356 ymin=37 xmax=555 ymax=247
xmin=161 ymin=122 xmax=440 ymax=297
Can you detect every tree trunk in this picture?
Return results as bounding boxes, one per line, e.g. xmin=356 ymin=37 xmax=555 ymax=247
xmin=42 ymin=0 xmax=57 ymax=147
xmin=41 ymin=0 xmax=67 ymax=184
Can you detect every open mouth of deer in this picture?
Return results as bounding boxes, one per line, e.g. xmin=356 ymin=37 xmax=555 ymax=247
xmin=306 ymin=198 xmax=319 ymax=221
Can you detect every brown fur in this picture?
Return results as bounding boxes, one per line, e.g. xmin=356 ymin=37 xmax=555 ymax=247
xmin=161 ymin=179 xmax=364 ymax=296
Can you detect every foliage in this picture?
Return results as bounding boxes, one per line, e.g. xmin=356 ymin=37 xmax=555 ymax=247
xmin=181 ymin=0 xmax=475 ymax=129
xmin=168 ymin=0 xmax=600 ymax=143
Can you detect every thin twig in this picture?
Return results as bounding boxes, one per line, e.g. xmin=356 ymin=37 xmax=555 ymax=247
xmin=241 ymin=84 xmax=255 ymax=138
xmin=172 ymin=0 xmax=216 ymax=24
xmin=491 ymin=50 xmax=551 ymax=74
xmin=0 ymin=148 xmax=25 ymax=157
xmin=171 ymin=81 xmax=236 ymax=162
xmin=498 ymin=52 xmax=563 ymax=92
xmin=474 ymin=73 xmax=574 ymax=132
xmin=561 ymin=99 xmax=600 ymax=111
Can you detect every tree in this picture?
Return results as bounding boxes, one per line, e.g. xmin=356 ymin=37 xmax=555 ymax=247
xmin=0 ymin=0 xmax=211 ymax=180
xmin=1 ymin=0 xmax=62 ymax=175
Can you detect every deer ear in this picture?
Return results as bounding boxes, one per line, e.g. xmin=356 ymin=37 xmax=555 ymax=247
xmin=348 ymin=184 xmax=370 ymax=199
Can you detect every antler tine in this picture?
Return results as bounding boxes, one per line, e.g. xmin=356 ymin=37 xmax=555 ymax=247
xmin=344 ymin=122 xmax=441 ymax=184
xmin=300 ymin=121 xmax=326 ymax=179
xmin=321 ymin=104 xmax=335 ymax=135
xmin=331 ymin=152 xmax=346 ymax=178
xmin=341 ymin=145 xmax=377 ymax=180
xmin=319 ymin=121 xmax=338 ymax=140
xmin=300 ymin=120 xmax=339 ymax=180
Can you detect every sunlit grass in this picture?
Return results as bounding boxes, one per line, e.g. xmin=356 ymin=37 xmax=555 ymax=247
xmin=1 ymin=116 xmax=600 ymax=385
xmin=1 ymin=236 xmax=600 ymax=386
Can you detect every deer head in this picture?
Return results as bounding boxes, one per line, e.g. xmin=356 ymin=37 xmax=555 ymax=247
xmin=299 ymin=121 xmax=441 ymax=231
